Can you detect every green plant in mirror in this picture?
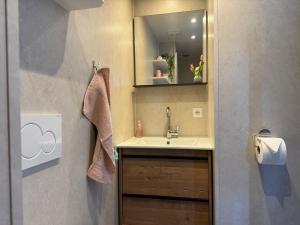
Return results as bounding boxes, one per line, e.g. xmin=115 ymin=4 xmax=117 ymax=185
xmin=190 ymin=54 xmax=205 ymax=82
xmin=161 ymin=53 xmax=175 ymax=81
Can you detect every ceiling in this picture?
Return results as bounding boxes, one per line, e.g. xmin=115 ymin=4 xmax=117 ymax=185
xmin=144 ymin=10 xmax=204 ymax=57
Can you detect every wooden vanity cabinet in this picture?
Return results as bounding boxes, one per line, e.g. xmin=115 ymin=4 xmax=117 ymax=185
xmin=118 ymin=148 xmax=213 ymax=225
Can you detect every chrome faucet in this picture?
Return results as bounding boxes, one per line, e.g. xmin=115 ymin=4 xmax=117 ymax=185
xmin=166 ymin=106 xmax=179 ymax=139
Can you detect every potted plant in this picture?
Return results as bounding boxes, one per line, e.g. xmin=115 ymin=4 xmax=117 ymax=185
xmin=190 ymin=54 xmax=205 ymax=83
xmin=161 ymin=53 xmax=175 ymax=82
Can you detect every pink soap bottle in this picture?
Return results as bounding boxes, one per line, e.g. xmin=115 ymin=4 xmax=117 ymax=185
xmin=135 ymin=120 xmax=143 ymax=138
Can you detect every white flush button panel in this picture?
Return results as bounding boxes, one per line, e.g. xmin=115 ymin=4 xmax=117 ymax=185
xmin=21 ymin=114 xmax=62 ymax=170
xmin=193 ymin=108 xmax=203 ymax=118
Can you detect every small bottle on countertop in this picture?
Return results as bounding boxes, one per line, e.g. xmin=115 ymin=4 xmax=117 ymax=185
xmin=135 ymin=120 xmax=143 ymax=138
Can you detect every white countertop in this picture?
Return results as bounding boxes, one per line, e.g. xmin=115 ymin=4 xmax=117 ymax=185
xmin=117 ymin=137 xmax=214 ymax=150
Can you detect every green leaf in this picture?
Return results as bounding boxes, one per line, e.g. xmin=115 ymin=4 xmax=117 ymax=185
xmin=194 ymin=67 xmax=200 ymax=76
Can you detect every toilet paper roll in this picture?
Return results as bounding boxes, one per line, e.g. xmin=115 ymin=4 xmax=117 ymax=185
xmin=256 ymin=137 xmax=287 ymax=165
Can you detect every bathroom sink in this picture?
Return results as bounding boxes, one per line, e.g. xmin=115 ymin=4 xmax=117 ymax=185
xmin=168 ymin=138 xmax=198 ymax=146
xmin=137 ymin=137 xmax=197 ymax=146
xmin=136 ymin=137 xmax=167 ymax=145
xmin=117 ymin=137 xmax=213 ymax=150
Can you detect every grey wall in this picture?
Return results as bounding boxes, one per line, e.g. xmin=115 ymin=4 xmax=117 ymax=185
xmin=20 ymin=0 xmax=134 ymax=225
xmin=216 ymin=1 xmax=300 ymax=225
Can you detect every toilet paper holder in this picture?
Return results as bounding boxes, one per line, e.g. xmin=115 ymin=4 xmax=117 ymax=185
xmin=253 ymin=129 xmax=272 ymax=148
xmin=258 ymin=128 xmax=272 ymax=137
xmin=253 ymin=129 xmax=287 ymax=165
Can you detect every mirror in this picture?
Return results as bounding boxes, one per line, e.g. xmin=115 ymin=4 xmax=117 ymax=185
xmin=134 ymin=10 xmax=207 ymax=87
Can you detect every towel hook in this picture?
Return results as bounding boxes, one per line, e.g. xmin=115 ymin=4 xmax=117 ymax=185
xmin=92 ymin=60 xmax=101 ymax=72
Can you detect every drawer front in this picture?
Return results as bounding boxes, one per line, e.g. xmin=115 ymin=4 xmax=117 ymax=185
xmin=122 ymin=148 xmax=209 ymax=158
xmin=122 ymin=157 xmax=209 ymax=199
xmin=123 ymin=197 xmax=209 ymax=225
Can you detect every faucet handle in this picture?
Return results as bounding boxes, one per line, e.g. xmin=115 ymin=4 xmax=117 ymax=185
xmin=166 ymin=130 xmax=172 ymax=139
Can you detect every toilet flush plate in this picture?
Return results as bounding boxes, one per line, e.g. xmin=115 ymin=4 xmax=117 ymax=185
xmin=21 ymin=114 xmax=62 ymax=171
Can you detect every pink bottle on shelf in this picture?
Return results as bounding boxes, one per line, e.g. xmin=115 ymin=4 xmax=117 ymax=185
xmin=135 ymin=120 xmax=143 ymax=138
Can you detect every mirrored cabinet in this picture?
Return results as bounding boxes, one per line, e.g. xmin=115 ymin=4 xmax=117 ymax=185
xmin=133 ymin=10 xmax=208 ymax=87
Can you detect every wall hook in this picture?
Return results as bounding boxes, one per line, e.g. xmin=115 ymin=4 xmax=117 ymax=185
xmin=92 ymin=60 xmax=101 ymax=72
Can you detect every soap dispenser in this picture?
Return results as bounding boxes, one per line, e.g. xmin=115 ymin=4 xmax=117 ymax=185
xmin=135 ymin=120 xmax=143 ymax=138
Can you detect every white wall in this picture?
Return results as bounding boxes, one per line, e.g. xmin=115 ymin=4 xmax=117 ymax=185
xmin=135 ymin=86 xmax=208 ymax=137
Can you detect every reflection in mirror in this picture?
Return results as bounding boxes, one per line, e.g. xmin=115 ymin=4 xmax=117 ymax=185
xmin=134 ymin=10 xmax=207 ymax=86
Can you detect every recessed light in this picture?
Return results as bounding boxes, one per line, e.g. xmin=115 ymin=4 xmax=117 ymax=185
xmin=191 ymin=35 xmax=196 ymax=40
xmin=191 ymin=18 xmax=197 ymax=23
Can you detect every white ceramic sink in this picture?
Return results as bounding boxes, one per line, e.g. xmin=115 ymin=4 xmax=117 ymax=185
xmin=137 ymin=137 xmax=198 ymax=146
xmin=117 ymin=137 xmax=213 ymax=150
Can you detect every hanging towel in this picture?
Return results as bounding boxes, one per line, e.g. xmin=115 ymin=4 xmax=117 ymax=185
xmin=83 ymin=68 xmax=115 ymax=183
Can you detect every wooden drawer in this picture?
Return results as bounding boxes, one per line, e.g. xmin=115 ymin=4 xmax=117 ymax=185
xmin=122 ymin=148 xmax=209 ymax=159
xmin=122 ymin=197 xmax=209 ymax=225
xmin=122 ymin=157 xmax=209 ymax=199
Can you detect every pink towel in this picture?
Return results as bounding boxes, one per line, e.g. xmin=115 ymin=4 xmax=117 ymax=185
xmin=83 ymin=68 xmax=115 ymax=183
